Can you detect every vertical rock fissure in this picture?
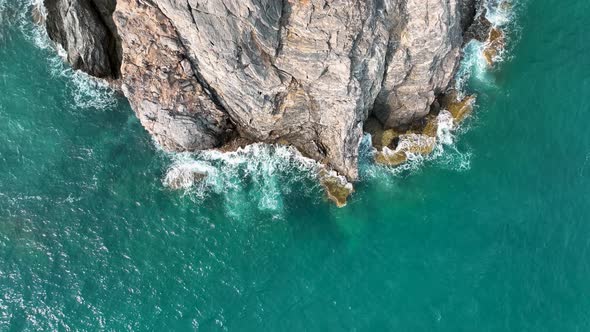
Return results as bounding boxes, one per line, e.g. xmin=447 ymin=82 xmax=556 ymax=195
xmin=275 ymin=0 xmax=290 ymax=58
xmin=87 ymin=0 xmax=121 ymax=79
xmin=153 ymin=1 xmax=237 ymax=133
xmin=186 ymin=1 xmax=197 ymax=26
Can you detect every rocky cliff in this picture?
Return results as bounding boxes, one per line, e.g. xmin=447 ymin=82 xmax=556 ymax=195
xmin=43 ymin=0 xmax=483 ymax=182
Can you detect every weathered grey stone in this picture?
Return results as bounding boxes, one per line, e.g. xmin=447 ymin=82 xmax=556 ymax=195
xmin=372 ymin=0 xmax=467 ymax=129
xmin=44 ymin=0 xmax=481 ymax=181
xmin=44 ymin=0 xmax=120 ymax=78
xmin=113 ymin=0 xmax=233 ymax=151
xmin=148 ymin=0 xmax=475 ymax=179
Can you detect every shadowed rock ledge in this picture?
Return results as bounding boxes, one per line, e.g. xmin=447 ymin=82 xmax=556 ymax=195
xmin=43 ymin=0 xmax=492 ymax=205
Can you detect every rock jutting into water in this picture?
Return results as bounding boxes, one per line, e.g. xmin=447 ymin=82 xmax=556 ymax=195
xmin=483 ymin=27 xmax=506 ymax=66
xmin=319 ymin=169 xmax=354 ymax=208
xmin=366 ymin=90 xmax=476 ymax=168
xmin=41 ymin=0 xmax=497 ymax=206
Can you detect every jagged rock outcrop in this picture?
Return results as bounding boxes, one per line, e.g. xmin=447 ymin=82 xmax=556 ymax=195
xmin=44 ymin=0 xmax=485 ymax=182
xmin=44 ymin=0 xmax=121 ymax=78
xmin=464 ymin=8 xmax=493 ymax=42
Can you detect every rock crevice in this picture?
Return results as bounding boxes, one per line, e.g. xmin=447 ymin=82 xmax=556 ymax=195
xmin=44 ymin=0 xmax=121 ymax=78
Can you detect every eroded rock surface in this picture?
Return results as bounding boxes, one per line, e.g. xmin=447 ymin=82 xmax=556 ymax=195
xmin=367 ymin=90 xmax=476 ymax=169
xmin=114 ymin=1 xmax=233 ymax=151
xmin=44 ymin=0 xmax=121 ymax=78
xmin=44 ymin=0 xmax=488 ymax=183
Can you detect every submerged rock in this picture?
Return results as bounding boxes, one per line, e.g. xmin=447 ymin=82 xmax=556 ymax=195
xmin=464 ymin=9 xmax=493 ymax=43
xmin=319 ymin=170 xmax=354 ymax=208
xmin=40 ymin=0 xmax=510 ymax=206
xmin=375 ymin=149 xmax=409 ymax=167
xmin=364 ymin=117 xmax=399 ymax=151
xmin=484 ymin=27 xmax=506 ymax=66
xmin=441 ymin=90 xmax=476 ymax=124
xmin=374 ymin=134 xmax=437 ymax=167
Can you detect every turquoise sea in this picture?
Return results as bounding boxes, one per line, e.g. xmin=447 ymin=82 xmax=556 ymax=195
xmin=2 ymin=0 xmax=590 ymax=330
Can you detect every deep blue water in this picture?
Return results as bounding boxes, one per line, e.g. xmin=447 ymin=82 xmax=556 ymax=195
xmin=2 ymin=0 xmax=590 ymax=330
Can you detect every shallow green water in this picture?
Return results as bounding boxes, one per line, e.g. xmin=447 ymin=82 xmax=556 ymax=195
xmin=2 ymin=0 xmax=590 ymax=330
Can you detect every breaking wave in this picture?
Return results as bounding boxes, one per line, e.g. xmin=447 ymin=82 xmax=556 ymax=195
xmin=456 ymin=0 xmax=523 ymax=91
xmin=455 ymin=41 xmax=491 ymax=91
xmin=45 ymin=51 xmax=118 ymax=110
xmin=162 ymin=144 xmax=321 ymax=216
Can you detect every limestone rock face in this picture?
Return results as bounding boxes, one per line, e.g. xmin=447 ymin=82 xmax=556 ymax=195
xmin=44 ymin=0 xmax=480 ymax=181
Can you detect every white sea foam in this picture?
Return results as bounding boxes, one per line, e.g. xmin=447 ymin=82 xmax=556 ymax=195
xmin=3 ymin=0 xmax=516 ymax=212
xmin=163 ymin=156 xmax=219 ymax=191
xmin=0 ymin=0 xmax=7 ymax=25
xmin=455 ymin=0 xmax=523 ymax=91
xmin=162 ymin=144 xmax=320 ymax=214
xmin=455 ymin=41 xmax=491 ymax=91
xmin=485 ymin=0 xmax=512 ymax=27
xmin=163 ymin=18 xmax=512 ymax=203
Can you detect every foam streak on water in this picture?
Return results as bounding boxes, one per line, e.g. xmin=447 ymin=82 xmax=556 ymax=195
xmin=456 ymin=0 xmax=522 ymax=91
